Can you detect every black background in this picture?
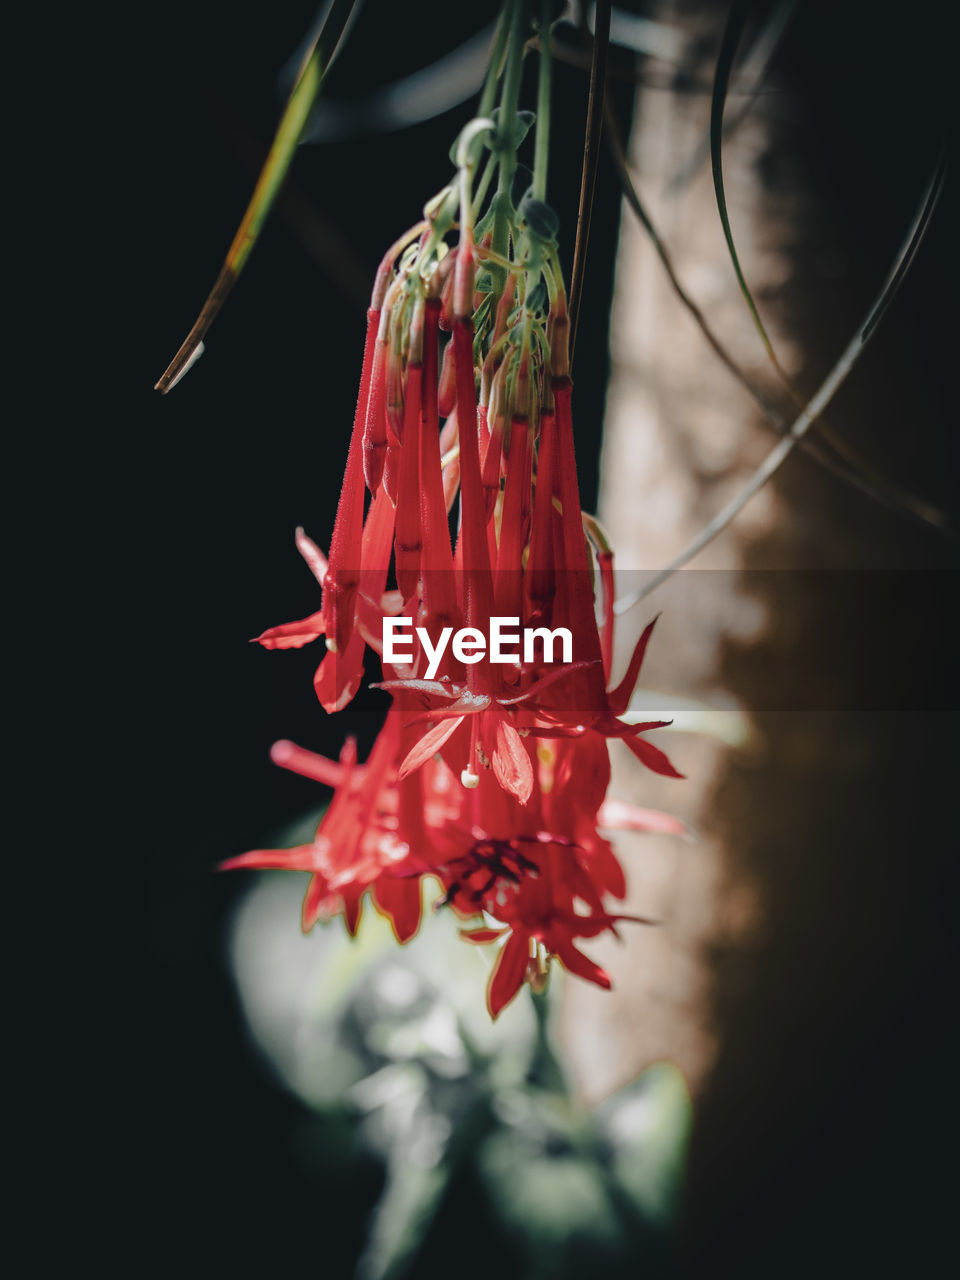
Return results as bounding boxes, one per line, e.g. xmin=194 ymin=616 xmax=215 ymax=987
xmin=55 ymin=0 xmax=957 ymax=1272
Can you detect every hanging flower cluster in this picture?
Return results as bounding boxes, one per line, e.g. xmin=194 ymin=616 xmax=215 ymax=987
xmin=223 ymin=5 xmax=685 ymax=1017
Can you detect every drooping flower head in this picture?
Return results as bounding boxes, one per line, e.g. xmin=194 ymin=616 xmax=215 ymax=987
xmin=228 ymin=1 xmax=687 ymax=1018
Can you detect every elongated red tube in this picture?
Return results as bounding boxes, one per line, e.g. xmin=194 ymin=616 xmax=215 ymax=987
xmin=419 ymin=299 xmax=458 ymax=627
xmin=394 ymin=363 xmax=423 ymax=601
xmin=323 ymin=306 xmax=379 ymax=654
xmin=362 ymin=325 xmax=389 ymax=492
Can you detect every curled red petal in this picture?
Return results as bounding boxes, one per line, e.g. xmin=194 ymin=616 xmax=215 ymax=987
xmin=492 ymin=719 xmax=533 ymax=805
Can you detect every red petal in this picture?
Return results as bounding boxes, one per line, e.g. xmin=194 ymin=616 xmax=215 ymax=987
xmin=498 ymin=660 xmax=597 ymax=706
xmin=253 ymin=610 xmax=326 ymax=650
xmin=487 ymin=931 xmax=529 ymax=1019
xmin=553 ymin=939 xmax=611 ymax=989
xmin=397 ymin=716 xmax=465 ymax=780
xmin=598 ymin=550 xmax=615 ymax=682
xmin=492 ymin=720 xmax=533 ymax=805
xmin=363 ymin=328 xmax=389 ymax=492
xmin=624 ymin=734 xmax=685 ymax=779
xmin=459 ymin=927 xmax=507 ymax=944
xmin=325 ymin=308 xmax=380 ymax=651
xmin=371 ymin=678 xmax=459 ymax=699
xmin=452 ymin=319 xmax=494 ymax=623
xmin=342 ymin=887 xmax=364 ymax=937
xmin=607 ymin=615 xmax=660 ymax=716
xmin=301 ymin=872 xmax=333 ymax=931
xmin=295 ymin=527 xmax=328 ymax=587
xmin=394 ymin=364 xmax=424 ymax=600
xmin=269 ymin=740 xmax=345 ymax=787
xmin=314 ymin=630 xmax=366 ymax=713
xmin=372 ymin=877 xmax=422 ymax=943
xmin=219 ymin=843 xmax=320 ymax=872
xmin=585 ymin=839 xmax=627 ymax=899
xmin=597 ymin=797 xmax=691 ymax=837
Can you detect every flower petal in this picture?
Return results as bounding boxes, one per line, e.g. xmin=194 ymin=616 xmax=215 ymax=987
xmin=497 ymin=660 xmax=598 ymax=706
xmin=253 ymin=610 xmax=325 ymax=650
xmin=372 ymin=876 xmax=422 ymax=943
xmin=295 ymin=526 xmax=328 ymax=587
xmin=597 ymin=797 xmax=692 ymax=837
xmin=314 ymin=630 xmax=366 ymax=713
xmin=397 ymin=715 xmax=465 ymax=780
xmin=459 ymin=927 xmax=507 ymax=944
xmin=553 ymin=939 xmax=611 ymax=989
xmin=219 ymin=843 xmax=320 ymax=872
xmin=487 ymin=931 xmax=529 ymax=1019
xmin=607 ymin=615 xmax=660 ymax=716
xmin=624 ymin=733 xmax=685 ymax=779
xmin=492 ymin=720 xmax=533 ymax=805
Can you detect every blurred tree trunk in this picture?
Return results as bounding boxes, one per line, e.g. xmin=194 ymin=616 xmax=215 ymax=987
xmin=558 ymin=0 xmax=955 ymax=1267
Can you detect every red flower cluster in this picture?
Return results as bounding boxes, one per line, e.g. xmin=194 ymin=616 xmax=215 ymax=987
xmin=225 ymin=153 xmax=685 ymax=1017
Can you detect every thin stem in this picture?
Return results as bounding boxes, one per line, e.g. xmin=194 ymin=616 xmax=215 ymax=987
xmin=456 ymin=118 xmax=496 ymax=231
xmin=493 ymin=0 xmax=525 ymax=253
xmin=532 ymin=0 xmax=553 ymax=201
xmin=568 ymin=0 xmax=611 ymax=362
xmin=474 ymin=152 xmax=499 ymax=216
xmin=478 ymin=5 xmax=512 ymax=119
xmin=614 ymin=154 xmax=947 ymax=615
xmin=605 ymin=108 xmax=956 ymax=538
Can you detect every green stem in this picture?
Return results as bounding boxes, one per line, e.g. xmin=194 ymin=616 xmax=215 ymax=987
xmin=533 ymin=0 xmax=553 ymax=201
xmin=493 ymin=0 xmax=525 ymax=257
xmin=473 ymin=152 xmax=499 ymax=219
xmin=478 ymin=4 xmax=511 ymax=119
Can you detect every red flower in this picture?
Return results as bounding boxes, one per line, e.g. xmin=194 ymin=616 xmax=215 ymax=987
xmin=221 ymin=715 xmax=461 ymax=942
xmin=228 ymin=106 xmax=689 ymax=1018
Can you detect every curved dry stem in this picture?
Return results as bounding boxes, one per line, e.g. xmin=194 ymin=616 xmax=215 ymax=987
xmin=605 ymin=107 xmax=956 ymax=539
xmin=614 ymin=153 xmax=948 ymax=615
xmin=568 ymin=0 xmax=611 ymax=363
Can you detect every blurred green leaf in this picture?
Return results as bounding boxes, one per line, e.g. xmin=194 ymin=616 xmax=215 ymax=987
xmin=597 ymin=1062 xmax=693 ymax=1227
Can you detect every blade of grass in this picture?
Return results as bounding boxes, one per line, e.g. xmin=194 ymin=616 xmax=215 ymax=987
xmin=155 ymin=0 xmax=362 ymax=393
xmin=614 ymin=152 xmax=947 ymax=615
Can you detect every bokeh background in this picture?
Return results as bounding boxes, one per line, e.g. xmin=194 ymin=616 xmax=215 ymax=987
xmin=106 ymin=0 xmax=958 ymax=1273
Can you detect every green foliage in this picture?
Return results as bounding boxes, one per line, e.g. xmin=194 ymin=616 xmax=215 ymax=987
xmin=230 ymin=871 xmax=694 ymax=1279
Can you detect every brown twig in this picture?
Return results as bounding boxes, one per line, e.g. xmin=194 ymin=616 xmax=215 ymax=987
xmin=568 ymin=0 xmax=611 ymax=363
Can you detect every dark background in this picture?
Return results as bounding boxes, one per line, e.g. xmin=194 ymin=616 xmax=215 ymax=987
xmin=72 ymin=0 xmax=956 ymax=1272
